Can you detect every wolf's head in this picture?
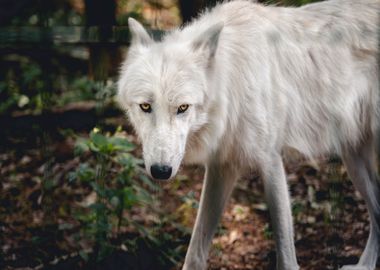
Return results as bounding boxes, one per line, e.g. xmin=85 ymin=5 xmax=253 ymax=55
xmin=117 ymin=18 xmax=223 ymax=180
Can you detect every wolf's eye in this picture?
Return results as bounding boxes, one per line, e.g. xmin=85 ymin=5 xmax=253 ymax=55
xmin=177 ymin=104 xmax=189 ymax=114
xmin=139 ymin=103 xmax=152 ymax=113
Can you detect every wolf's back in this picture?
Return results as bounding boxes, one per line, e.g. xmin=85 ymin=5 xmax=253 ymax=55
xmin=302 ymin=0 xmax=379 ymax=52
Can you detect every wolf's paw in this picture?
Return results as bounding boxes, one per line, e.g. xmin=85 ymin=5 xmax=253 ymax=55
xmin=340 ymin=265 xmax=371 ymax=270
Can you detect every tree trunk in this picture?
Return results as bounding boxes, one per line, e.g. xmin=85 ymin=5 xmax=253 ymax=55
xmin=85 ymin=0 xmax=120 ymax=80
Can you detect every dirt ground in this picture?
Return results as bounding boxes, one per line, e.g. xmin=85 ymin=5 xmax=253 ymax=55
xmin=166 ymin=159 xmax=377 ymax=270
xmin=1 ymin=127 xmax=379 ymax=270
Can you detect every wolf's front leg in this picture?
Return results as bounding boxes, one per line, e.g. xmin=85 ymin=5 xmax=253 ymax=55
xmin=182 ymin=161 xmax=240 ymax=270
xmin=261 ymin=153 xmax=299 ymax=270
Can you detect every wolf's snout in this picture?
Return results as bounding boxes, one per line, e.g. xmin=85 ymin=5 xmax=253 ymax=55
xmin=150 ymin=164 xmax=172 ymax=180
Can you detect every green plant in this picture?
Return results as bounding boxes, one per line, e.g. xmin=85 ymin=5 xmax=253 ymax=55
xmin=70 ymin=127 xmax=160 ymax=261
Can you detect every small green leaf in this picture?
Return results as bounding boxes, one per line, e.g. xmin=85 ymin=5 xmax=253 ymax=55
xmin=123 ymin=187 xmax=138 ymax=208
xmin=91 ymin=132 xmax=108 ymax=145
xmin=109 ymin=137 xmax=135 ymax=152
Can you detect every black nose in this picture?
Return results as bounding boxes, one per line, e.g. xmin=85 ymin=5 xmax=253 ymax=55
xmin=150 ymin=164 xmax=172 ymax=180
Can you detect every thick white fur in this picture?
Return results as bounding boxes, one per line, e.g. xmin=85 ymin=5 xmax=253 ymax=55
xmin=117 ymin=0 xmax=380 ymax=269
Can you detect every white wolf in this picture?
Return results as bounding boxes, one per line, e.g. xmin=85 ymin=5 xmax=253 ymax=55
xmin=117 ymin=0 xmax=380 ymax=269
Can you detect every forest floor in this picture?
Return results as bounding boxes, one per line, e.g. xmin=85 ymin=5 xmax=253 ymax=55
xmin=0 ymin=113 xmax=378 ymax=270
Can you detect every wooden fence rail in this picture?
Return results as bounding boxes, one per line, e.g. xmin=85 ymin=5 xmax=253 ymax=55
xmin=0 ymin=26 xmax=164 ymax=46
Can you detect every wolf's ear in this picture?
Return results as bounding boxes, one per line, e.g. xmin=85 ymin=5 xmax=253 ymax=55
xmin=128 ymin=18 xmax=153 ymax=46
xmin=192 ymin=22 xmax=224 ymax=59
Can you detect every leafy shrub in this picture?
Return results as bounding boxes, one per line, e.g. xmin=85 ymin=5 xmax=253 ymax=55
xmin=70 ymin=127 xmax=161 ymax=261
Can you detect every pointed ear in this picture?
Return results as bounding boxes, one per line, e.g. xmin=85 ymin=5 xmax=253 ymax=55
xmin=192 ymin=22 xmax=224 ymax=58
xmin=128 ymin=17 xmax=153 ymax=46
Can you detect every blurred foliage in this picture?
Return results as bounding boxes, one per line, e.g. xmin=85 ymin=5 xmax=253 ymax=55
xmin=5 ymin=0 xmax=180 ymax=28
xmin=0 ymin=55 xmax=117 ymax=114
xmin=0 ymin=59 xmax=45 ymax=113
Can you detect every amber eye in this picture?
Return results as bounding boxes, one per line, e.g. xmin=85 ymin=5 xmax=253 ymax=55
xmin=177 ymin=104 xmax=189 ymax=114
xmin=139 ymin=103 xmax=152 ymax=113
